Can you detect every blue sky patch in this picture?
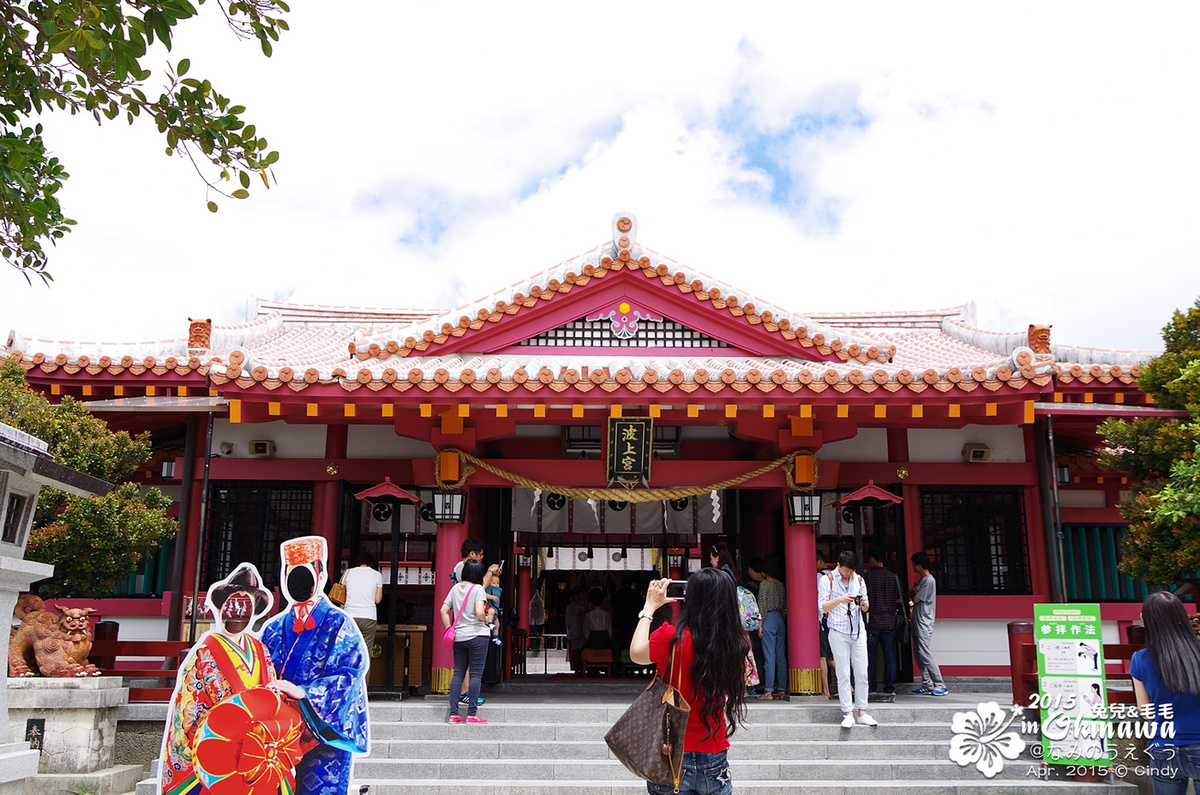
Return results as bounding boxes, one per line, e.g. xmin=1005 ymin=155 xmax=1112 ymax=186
xmin=721 ymin=99 xmax=869 ymax=219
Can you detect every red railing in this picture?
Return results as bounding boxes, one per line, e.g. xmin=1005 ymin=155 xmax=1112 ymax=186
xmin=1007 ymin=621 xmax=1144 ymax=706
xmin=90 ymin=639 xmax=192 ymax=702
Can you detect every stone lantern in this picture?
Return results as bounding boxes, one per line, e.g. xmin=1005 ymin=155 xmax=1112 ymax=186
xmin=1 ymin=421 xmax=112 ymax=794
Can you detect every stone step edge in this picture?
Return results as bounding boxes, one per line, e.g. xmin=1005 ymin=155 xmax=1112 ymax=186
xmin=358 ymin=758 xmax=1048 ymax=768
xmin=370 ymin=738 xmax=953 ymax=746
xmin=374 ymin=721 xmax=988 ymax=729
xmin=351 ymin=778 xmax=1133 ymax=790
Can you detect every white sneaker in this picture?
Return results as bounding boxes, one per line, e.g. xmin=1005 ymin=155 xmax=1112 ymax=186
xmin=840 ymin=714 xmax=855 ymax=728
xmin=856 ymin=713 xmax=878 ymax=726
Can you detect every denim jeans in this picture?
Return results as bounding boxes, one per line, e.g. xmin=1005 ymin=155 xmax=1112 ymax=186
xmin=865 ymin=627 xmax=896 ymax=693
xmin=449 ymin=635 xmax=489 ymax=716
xmin=761 ymin=611 xmax=787 ymax=693
xmin=1147 ymin=744 xmax=1200 ymax=795
xmin=646 ymin=749 xmax=732 ymax=795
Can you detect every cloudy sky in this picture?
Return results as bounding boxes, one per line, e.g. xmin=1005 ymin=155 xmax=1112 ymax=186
xmin=3 ymin=1 xmax=1197 ymax=353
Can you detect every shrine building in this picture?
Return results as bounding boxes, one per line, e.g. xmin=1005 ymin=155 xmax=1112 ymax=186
xmin=3 ymin=212 xmax=1169 ymax=695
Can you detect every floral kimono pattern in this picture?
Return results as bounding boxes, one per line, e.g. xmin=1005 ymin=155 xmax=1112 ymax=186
xmin=161 ymin=633 xmax=277 ymax=795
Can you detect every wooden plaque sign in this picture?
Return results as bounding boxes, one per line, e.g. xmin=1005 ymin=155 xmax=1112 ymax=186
xmin=607 ymin=417 xmax=653 ymax=482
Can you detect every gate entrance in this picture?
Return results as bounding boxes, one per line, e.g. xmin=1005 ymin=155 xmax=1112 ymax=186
xmin=507 ymin=487 xmax=730 ymax=680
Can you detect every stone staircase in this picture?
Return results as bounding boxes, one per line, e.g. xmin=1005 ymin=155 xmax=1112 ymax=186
xmin=349 ymin=692 xmax=1139 ymax=794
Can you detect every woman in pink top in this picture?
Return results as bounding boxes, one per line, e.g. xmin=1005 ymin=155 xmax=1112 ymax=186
xmin=630 ymin=569 xmax=749 ymax=795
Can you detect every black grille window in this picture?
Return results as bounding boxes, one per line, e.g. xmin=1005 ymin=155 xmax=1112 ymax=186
xmin=203 ymin=481 xmax=314 ymax=591
xmin=919 ymin=486 xmax=1031 ymax=595
xmin=518 ymin=318 xmax=729 ymax=348
xmin=3 ymin=493 xmax=27 ymax=544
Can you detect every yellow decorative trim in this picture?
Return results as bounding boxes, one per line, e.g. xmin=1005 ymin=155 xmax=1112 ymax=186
xmin=432 ymin=667 xmax=453 ymax=694
xmin=790 ymin=668 xmax=821 ymax=695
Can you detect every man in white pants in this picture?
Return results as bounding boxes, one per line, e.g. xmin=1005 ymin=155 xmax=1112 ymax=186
xmin=818 ymin=550 xmax=878 ymax=729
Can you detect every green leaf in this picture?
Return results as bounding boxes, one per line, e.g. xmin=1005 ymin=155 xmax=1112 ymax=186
xmin=47 ymin=31 xmax=74 ymax=53
xmin=206 ymin=201 xmax=218 ymax=212
xmin=238 ymin=171 xmax=250 ymax=188
xmin=231 ymin=189 xmax=249 ymax=199
xmin=177 ymin=58 xmax=190 ymax=76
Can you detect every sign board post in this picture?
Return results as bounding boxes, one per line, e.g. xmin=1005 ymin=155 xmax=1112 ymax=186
xmin=1032 ymin=603 xmax=1111 ymax=766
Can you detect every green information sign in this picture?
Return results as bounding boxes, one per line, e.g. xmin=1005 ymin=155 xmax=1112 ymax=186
xmin=1032 ymin=603 xmax=1111 ymax=766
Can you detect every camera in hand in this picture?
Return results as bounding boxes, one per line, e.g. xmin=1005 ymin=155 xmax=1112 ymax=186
xmin=852 ymin=595 xmax=863 ymax=605
xmin=665 ymin=580 xmax=688 ymax=599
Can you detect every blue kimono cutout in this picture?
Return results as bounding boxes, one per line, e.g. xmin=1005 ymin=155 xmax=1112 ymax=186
xmin=261 ymin=536 xmax=370 ymax=795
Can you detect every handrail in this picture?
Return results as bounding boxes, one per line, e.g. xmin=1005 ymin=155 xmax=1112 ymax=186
xmin=1007 ymin=621 xmax=1144 ymax=706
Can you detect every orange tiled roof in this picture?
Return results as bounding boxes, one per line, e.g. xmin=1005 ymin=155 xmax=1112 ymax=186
xmin=2 ymin=213 xmax=1156 ymax=399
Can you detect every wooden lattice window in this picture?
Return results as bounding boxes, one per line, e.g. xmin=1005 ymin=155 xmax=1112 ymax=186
xmin=518 ymin=318 xmax=729 ymax=348
xmin=202 ymin=481 xmax=314 ymax=591
xmin=919 ymin=486 xmax=1031 ymax=595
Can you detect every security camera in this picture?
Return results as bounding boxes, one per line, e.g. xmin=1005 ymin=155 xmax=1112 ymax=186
xmin=218 ymin=442 xmax=234 ymax=456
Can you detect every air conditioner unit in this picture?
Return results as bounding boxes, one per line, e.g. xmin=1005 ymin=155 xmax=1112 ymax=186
xmin=248 ymin=440 xmax=276 ymax=457
xmin=963 ymin=443 xmax=992 ymax=463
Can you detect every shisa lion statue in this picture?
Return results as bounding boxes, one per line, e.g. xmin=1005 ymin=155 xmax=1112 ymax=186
xmin=9 ymin=593 xmax=44 ymax=639
xmin=9 ymin=604 xmax=102 ymax=677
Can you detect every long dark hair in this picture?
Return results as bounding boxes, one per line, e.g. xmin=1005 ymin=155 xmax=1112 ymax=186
xmin=672 ymin=567 xmax=749 ymax=740
xmin=710 ymin=542 xmax=741 ymax=586
xmin=1142 ymin=590 xmax=1200 ymax=695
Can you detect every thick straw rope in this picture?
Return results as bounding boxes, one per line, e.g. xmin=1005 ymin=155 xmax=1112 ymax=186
xmin=434 ymin=448 xmax=816 ymax=501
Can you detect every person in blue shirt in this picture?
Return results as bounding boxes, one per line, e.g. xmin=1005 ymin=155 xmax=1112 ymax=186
xmin=1130 ymin=590 xmax=1200 ymax=795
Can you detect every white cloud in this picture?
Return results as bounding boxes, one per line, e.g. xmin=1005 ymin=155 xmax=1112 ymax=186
xmin=3 ymin=1 xmax=1198 ymax=353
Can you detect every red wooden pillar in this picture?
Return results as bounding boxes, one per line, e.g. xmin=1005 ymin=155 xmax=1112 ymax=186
xmin=432 ymin=519 xmax=467 ymax=692
xmin=316 ymin=426 xmax=347 ymax=556
xmin=181 ymin=464 xmax=204 ymax=616
xmin=784 ymin=520 xmax=820 ymax=694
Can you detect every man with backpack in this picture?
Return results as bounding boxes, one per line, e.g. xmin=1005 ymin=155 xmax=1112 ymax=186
xmin=818 ymin=551 xmax=877 ymax=729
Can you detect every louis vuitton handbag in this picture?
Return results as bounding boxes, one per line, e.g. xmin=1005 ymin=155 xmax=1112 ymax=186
xmin=604 ymin=644 xmax=691 ymax=792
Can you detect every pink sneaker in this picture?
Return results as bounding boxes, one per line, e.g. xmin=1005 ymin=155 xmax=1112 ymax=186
xmin=448 ymin=715 xmax=465 ymax=724
xmin=466 ymin=716 xmax=488 ymax=724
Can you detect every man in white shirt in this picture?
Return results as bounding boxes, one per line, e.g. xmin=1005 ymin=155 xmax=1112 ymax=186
xmin=818 ymin=551 xmax=877 ymax=729
xmin=451 ymin=539 xmax=485 ymax=583
xmin=341 ymin=551 xmax=383 ymax=653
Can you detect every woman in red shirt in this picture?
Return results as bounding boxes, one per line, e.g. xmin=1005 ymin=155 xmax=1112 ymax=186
xmin=629 ymin=569 xmax=749 ymax=795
